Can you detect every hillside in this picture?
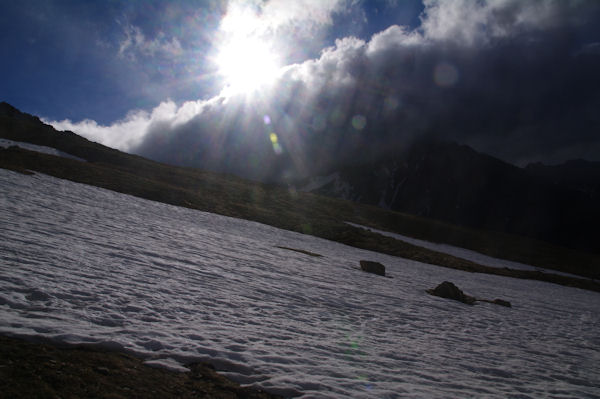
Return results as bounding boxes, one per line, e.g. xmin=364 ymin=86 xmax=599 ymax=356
xmin=0 ymin=335 xmax=280 ymax=399
xmin=1 ymin=101 xmax=599 ymax=284
xmin=526 ymin=159 xmax=600 ymax=199
xmin=301 ymin=139 xmax=600 ymax=254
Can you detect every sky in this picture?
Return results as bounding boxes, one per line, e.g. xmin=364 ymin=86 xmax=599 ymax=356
xmin=2 ymin=0 xmax=600 ymax=181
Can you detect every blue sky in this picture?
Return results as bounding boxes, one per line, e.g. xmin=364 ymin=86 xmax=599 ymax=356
xmin=2 ymin=0 xmax=226 ymax=123
xmin=1 ymin=0 xmax=423 ymax=124
xmin=2 ymin=1 xmax=600 ymax=175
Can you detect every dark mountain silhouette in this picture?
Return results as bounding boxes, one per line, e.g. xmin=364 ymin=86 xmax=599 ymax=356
xmin=0 ymin=101 xmax=157 ymax=167
xmin=526 ymin=159 xmax=600 ymax=200
xmin=302 ymin=139 xmax=600 ymax=254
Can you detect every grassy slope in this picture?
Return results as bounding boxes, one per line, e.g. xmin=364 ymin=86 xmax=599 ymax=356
xmin=0 ymin=335 xmax=281 ymax=399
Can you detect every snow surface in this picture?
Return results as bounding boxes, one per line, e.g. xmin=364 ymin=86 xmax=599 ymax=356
xmin=1 ymin=168 xmax=600 ymax=398
xmin=0 ymin=138 xmax=86 ymax=162
xmin=346 ymin=222 xmax=589 ymax=278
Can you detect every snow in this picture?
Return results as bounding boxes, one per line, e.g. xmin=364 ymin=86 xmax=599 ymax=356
xmin=1 ymin=168 xmax=600 ymax=398
xmin=345 ymin=222 xmax=589 ymax=278
xmin=0 ymin=138 xmax=86 ymax=162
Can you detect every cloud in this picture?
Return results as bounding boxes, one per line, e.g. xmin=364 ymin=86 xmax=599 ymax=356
xmin=45 ymin=100 xmax=196 ymax=150
xmin=46 ymin=0 xmax=600 ymax=180
xmin=215 ymin=0 xmax=353 ymax=66
xmin=576 ymin=42 xmax=600 ymax=56
xmin=420 ymin=0 xmax=596 ymax=46
xmin=220 ymin=0 xmax=347 ymax=35
xmin=118 ymin=25 xmax=183 ymax=60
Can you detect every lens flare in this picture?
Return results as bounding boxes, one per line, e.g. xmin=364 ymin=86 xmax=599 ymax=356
xmin=434 ymin=62 xmax=459 ymax=87
xmin=351 ymin=115 xmax=367 ymax=130
xmin=269 ymin=132 xmax=283 ymax=154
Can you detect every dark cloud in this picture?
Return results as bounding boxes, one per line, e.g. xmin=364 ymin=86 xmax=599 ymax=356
xmin=50 ymin=0 xmax=600 ymax=180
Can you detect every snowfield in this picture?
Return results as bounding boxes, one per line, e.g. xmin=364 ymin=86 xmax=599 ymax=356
xmin=0 ymin=138 xmax=86 ymax=162
xmin=1 ymin=168 xmax=599 ymax=398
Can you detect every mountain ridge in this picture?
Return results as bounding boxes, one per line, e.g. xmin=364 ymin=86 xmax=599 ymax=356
xmin=526 ymin=158 xmax=600 ymax=199
xmin=301 ymin=139 xmax=600 ymax=254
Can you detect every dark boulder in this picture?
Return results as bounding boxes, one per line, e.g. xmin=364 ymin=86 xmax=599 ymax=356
xmin=359 ymin=260 xmax=386 ymax=276
xmin=490 ymin=298 xmax=512 ymax=308
xmin=426 ymin=281 xmax=476 ymax=305
xmin=427 ymin=282 xmax=513 ymax=307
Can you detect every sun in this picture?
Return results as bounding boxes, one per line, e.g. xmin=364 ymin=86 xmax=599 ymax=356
xmin=216 ymin=36 xmax=281 ymax=93
xmin=214 ymin=2 xmax=282 ymax=93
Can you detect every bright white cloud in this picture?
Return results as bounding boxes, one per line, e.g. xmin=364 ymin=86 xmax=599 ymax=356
xmin=45 ymin=100 xmax=208 ymax=150
xmin=367 ymin=25 xmax=424 ymax=55
xmin=293 ymin=37 xmax=367 ymax=88
xmin=221 ymin=0 xmax=346 ymax=36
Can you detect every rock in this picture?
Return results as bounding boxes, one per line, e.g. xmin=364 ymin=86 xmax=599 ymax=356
xmin=25 ymin=290 xmax=51 ymax=301
xmin=491 ymin=299 xmax=512 ymax=308
xmin=359 ymin=260 xmax=386 ymax=276
xmin=426 ymin=281 xmax=476 ymax=305
xmin=427 ymin=282 xmax=513 ymax=307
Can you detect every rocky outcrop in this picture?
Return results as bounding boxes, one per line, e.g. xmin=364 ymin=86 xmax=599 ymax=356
xmin=359 ymin=260 xmax=386 ymax=276
xmin=426 ymin=281 xmax=512 ymax=307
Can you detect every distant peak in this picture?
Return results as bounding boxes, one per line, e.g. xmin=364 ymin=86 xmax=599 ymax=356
xmin=0 ymin=101 xmax=41 ymax=123
xmin=0 ymin=101 xmax=21 ymax=116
